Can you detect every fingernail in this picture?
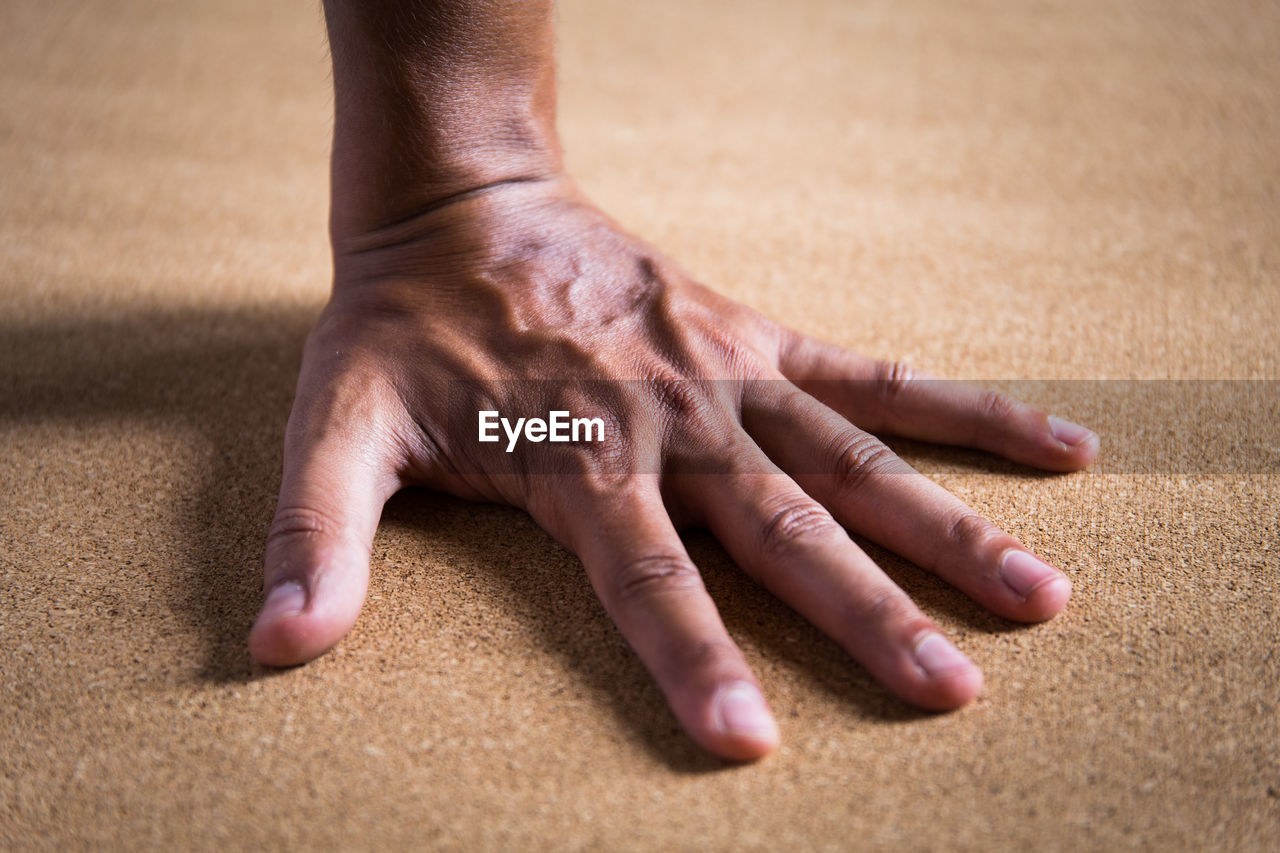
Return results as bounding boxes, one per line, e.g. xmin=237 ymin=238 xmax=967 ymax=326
xmin=257 ymin=581 xmax=306 ymax=625
xmin=714 ymin=683 xmax=779 ymax=740
xmin=914 ymin=633 xmax=974 ymax=678
xmin=1000 ymin=550 xmax=1063 ymax=598
xmin=1048 ymin=415 xmax=1095 ymax=447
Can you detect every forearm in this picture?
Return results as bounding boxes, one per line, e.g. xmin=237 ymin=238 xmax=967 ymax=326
xmin=322 ymin=0 xmax=562 ymax=241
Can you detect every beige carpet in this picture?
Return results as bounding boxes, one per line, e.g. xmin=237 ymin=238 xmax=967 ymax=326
xmin=2 ymin=0 xmax=1277 ymax=849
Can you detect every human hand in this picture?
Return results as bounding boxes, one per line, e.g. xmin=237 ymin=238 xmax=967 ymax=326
xmin=248 ymin=176 xmax=1098 ymax=761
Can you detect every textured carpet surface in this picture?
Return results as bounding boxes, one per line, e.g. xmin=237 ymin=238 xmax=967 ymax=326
xmin=2 ymin=1 xmax=1277 ymax=849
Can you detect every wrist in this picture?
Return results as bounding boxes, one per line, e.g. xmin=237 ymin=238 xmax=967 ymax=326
xmin=328 ymin=112 xmax=564 ymax=245
xmin=323 ymin=0 xmax=562 ymax=241
xmin=328 ymin=171 xmax=584 ymax=288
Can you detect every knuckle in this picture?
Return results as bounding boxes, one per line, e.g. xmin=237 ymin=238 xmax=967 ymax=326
xmin=874 ymin=359 xmax=916 ymax=405
xmin=849 ymin=588 xmax=932 ymax=639
xmin=758 ymin=498 xmax=839 ymax=556
xmin=946 ymin=511 xmax=1001 ymax=552
xmin=647 ymin=375 xmax=713 ymax=423
xmin=831 ymin=430 xmax=899 ymax=493
xmin=776 ymin=325 xmax=808 ymax=369
xmin=613 ymin=553 xmax=705 ymax=607
xmin=267 ymin=505 xmax=341 ymax=546
xmin=976 ymin=389 xmax=1019 ymax=423
xmin=668 ymin=638 xmax=743 ymax=676
xmin=551 ymin=433 xmax=640 ymax=479
xmin=931 ymin=511 xmax=1003 ymax=578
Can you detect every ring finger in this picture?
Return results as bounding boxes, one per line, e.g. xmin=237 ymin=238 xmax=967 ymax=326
xmin=742 ymin=379 xmax=1074 ymax=623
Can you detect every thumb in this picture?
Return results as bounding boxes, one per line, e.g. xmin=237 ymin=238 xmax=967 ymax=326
xmin=249 ymin=400 xmax=399 ymax=667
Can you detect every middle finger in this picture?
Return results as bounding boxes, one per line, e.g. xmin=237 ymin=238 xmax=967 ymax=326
xmin=671 ymin=441 xmax=983 ymax=711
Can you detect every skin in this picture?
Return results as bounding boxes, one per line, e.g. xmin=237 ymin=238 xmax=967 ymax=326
xmin=248 ymin=0 xmax=1100 ymax=761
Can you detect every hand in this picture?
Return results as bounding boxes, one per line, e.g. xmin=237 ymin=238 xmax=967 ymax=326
xmin=248 ymin=176 xmax=1099 ymax=760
